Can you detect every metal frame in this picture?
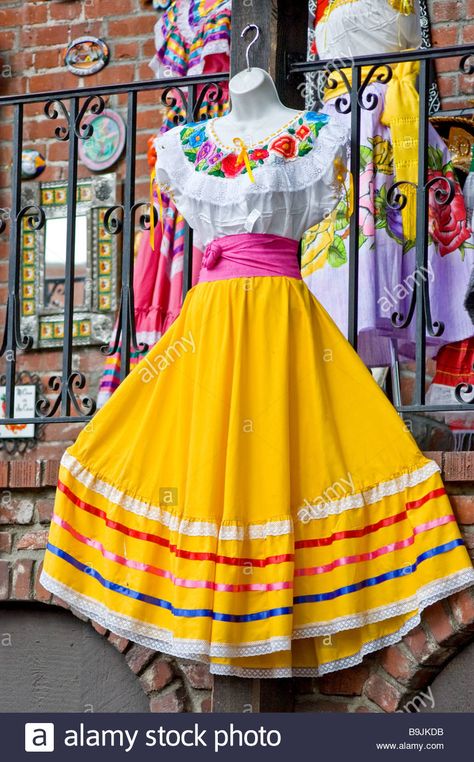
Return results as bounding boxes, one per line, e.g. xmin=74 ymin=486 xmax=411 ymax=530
xmin=20 ymin=173 xmax=119 ymax=349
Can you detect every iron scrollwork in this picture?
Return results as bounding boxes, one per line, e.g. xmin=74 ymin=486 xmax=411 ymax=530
xmin=386 ymin=175 xmax=455 ymax=337
xmin=36 ymin=370 xmax=96 ymax=419
xmin=45 ymin=94 xmax=107 ymax=141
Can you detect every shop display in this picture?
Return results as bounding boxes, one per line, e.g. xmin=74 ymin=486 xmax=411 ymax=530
xmin=41 ymin=63 xmax=474 ymax=678
xmin=302 ymin=0 xmax=474 ymax=369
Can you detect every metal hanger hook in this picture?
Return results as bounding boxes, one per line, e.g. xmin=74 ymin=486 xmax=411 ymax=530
xmin=241 ymin=24 xmax=261 ymax=72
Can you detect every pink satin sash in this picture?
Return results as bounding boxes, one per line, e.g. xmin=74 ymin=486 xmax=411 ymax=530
xmin=198 ymin=233 xmax=301 ymax=283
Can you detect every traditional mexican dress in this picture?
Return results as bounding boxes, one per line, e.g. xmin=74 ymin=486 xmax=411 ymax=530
xmin=302 ymin=0 xmax=474 ymax=368
xmin=41 ymin=111 xmax=474 ymax=678
xmin=97 ymin=0 xmax=231 ymax=406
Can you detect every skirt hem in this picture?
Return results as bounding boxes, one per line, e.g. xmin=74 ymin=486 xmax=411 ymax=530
xmin=40 ymin=568 xmax=474 ymax=676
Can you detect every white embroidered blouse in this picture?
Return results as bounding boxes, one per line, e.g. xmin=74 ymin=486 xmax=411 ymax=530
xmin=316 ymin=0 xmax=422 ymax=59
xmin=154 ymin=110 xmax=349 ymax=245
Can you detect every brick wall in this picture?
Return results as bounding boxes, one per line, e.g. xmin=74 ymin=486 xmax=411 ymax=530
xmin=429 ymin=0 xmax=474 ymax=107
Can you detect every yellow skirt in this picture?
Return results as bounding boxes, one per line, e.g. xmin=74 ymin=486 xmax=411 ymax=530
xmin=41 ymin=276 xmax=474 ymax=677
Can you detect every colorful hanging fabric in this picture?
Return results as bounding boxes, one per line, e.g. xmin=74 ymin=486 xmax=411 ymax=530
xmin=97 ymin=0 xmax=231 ymax=407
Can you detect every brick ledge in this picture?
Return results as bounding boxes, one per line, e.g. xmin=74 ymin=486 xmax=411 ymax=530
xmin=0 ymin=453 xmax=472 ymax=489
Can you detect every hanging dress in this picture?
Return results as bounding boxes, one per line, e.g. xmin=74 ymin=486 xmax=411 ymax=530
xmin=97 ymin=0 xmax=231 ymax=407
xmin=302 ymin=0 xmax=474 ymax=368
xmin=41 ymin=110 xmax=474 ymax=678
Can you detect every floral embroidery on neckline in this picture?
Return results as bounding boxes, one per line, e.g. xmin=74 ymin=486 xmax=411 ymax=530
xmin=179 ymin=112 xmax=330 ymax=179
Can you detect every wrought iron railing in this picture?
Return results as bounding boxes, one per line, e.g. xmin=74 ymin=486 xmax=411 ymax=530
xmin=290 ymin=43 xmax=474 ymax=415
xmin=0 ymin=43 xmax=473 ymax=431
xmin=0 ymin=72 xmax=228 ymax=425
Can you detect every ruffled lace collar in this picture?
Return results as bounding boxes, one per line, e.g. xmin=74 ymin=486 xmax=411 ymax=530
xmin=179 ymin=111 xmax=331 ymax=178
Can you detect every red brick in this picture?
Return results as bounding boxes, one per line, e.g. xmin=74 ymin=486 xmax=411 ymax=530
xmin=36 ymin=498 xmax=54 ymax=524
xmin=437 ymin=75 xmax=457 ymax=99
xmin=149 ymin=688 xmax=184 ymax=713
xmin=42 ymin=460 xmax=60 ymax=487
xmin=34 ymin=561 xmax=52 ymax=603
xmin=432 ymin=0 xmax=462 ymax=22
xmin=431 ymin=24 xmax=458 ymax=47
xmin=462 ymin=527 xmax=474 ymax=555
xmin=108 ymin=632 xmax=130 ymax=653
xmin=139 ymin=60 xmax=158 ymax=82
xmin=137 ymin=107 xmax=161 ymax=131
xmin=85 ymin=63 xmax=136 ymax=89
xmin=364 ymin=674 xmax=403 ymax=713
xmin=28 ymin=70 xmax=79 ymax=95
xmin=11 ymin=558 xmax=34 ymax=600
xmin=443 ymin=452 xmax=474 ymax=482
xmin=21 ymin=24 xmax=70 ymax=49
xmin=423 ymin=601 xmax=458 ymax=644
xmin=85 ymin=0 xmax=135 ymax=18
xmin=380 ymin=645 xmax=417 ymax=684
xmin=0 ymin=9 xmax=22 ymax=27
xmin=179 ymin=662 xmax=213 ymax=691
xmin=125 ymin=643 xmax=157 ymax=674
xmin=450 ymin=496 xmax=474 ymax=525
xmin=16 ymin=529 xmax=49 ymax=550
xmin=142 ymin=38 xmax=157 ymax=59
xmin=34 ymin=49 xmax=64 ymax=71
xmin=9 ymin=460 xmax=40 ymax=488
xmin=0 ymin=559 xmax=9 ymax=599
xmin=0 ymin=123 xmax=12 ymax=141
xmin=140 ymin=659 xmax=174 ymax=693
xmin=0 ymin=31 xmax=17 ymax=51
xmin=109 ymin=16 xmax=156 ymax=39
xmin=462 ymin=22 xmax=474 ymax=43
xmin=449 ymin=588 xmax=474 ymax=628
xmin=403 ymin=625 xmax=429 ymax=660
xmin=318 ymin=664 xmax=370 ymax=696
xmin=49 ymin=2 xmax=83 ymax=21
xmin=0 ymin=462 xmax=8 ymax=488
xmin=459 ymin=74 xmax=474 ymax=96
xmin=0 ymin=497 xmax=34 ymax=525
xmin=114 ymin=42 xmax=138 ymax=61
xmin=434 ymin=57 xmax=459 ymax=75
xmin=0 ymin=530 xmax=11 ymax=552
xmin=22 ymin=4 xmax=49 ymax=25
xmin=90 ymin=620 xmax=108 ymax=636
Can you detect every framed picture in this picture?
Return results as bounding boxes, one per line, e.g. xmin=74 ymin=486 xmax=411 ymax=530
xmin=78 ymin=109 xmax=126 ymax=172
xmin=0 ymin=384 xmax=36 ymax=440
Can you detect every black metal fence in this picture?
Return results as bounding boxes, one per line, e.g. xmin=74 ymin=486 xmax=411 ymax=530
xmin=0 ymin=72 xmax=228 ymax=425
xmin=0 ymin=43 xmax=473 ymax=430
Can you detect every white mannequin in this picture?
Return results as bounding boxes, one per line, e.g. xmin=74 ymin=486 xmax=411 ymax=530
xmin=210 ymin=67 xmax=301 ymax=148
